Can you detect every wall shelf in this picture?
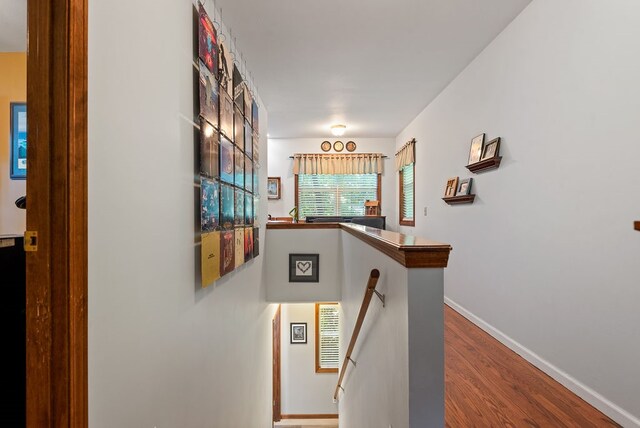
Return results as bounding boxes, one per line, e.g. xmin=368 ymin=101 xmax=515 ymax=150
xmin=466 ymin=157 xmax=502 ymax=174
xmin=442 ymin=195 xmax=476 ymax=205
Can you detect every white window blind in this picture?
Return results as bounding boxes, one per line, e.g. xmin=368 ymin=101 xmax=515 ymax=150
xmin=317 ymin=304 xmax=339 ymax=371
xmin=298 ymin=174 xmax=378 ymax=218
xmin=401 ymin=163 xmax=414 ymax=222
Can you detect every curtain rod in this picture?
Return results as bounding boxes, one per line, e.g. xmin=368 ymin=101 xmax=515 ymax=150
xmin=288 ymin=155 xmax=389 ymax=159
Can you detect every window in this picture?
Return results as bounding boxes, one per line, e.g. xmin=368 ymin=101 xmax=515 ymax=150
xmin=296 ymin=174 xmax=380 ymax=218
xmin=399 ymin=163 xmax=414 ymax=226
xmin=315 ymin=303 xmax=339 ymax=373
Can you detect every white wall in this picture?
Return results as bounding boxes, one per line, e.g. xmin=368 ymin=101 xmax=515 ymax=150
xmin=280 ymin=304 xmax=338 ymax=415
xmin=266 ymin=229 xmax=343 ymax=303
xmin=395 ymin=0 xmax=640 ymax=425
xmin=88 ymin=1 xmax=275 ymax=426
xmin=267 ymin=138 xmax=397 ymax=228
xmin=338 ymin=232 xmax=446 ymax=428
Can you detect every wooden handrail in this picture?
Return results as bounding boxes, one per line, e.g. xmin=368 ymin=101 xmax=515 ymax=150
xmin=334 ymin=268 xmax=381 ymax=400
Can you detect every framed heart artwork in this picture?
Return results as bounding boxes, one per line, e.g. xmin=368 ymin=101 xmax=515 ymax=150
xmin=289 ymin=254 xmax=320 ymax=283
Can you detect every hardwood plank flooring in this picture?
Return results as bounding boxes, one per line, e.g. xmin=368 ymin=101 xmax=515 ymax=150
xmin=445 ymin=305 xmax=620 ymax=427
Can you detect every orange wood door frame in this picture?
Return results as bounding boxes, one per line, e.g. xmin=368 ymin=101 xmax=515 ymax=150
xmin=26 ymin=0 xmax=88 ymax=426
xmin=272 ymin=305 xmax=282 ymax=422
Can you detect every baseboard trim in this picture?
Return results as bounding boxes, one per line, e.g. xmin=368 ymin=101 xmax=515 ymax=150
xmin=280 ymin=414 xmax=339 ymax=420
xmin=444 ymin=297 xmax=640 ymax=428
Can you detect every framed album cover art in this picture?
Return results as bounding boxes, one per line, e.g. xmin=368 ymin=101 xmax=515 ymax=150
xmin=253 ymin=227 xmax=260 ymax=258
xmin=234 ymin=147 xmax=245 ymax=189
xmin=220 ymin=89 xmax=234 ymax=139
xmin=220 ymin=183 xmax=235 ymax=230
xmin=198 ymin=5 xmax=218 ymax=77
xmin=234 ymin=188 xmax=245 ymax=226
xmin=234 ymin=105 xmax=244 ymax=148
xmin=200 ymin=178 xmax=220 ymax=232
xmin=244 ymin=226 xmax=254 ymax=262
xmin=220 ymin=230 xmax=235 ymax=276
xmin=244 ymin=120 xmax=253 ymax=158
xmin=218 ymin=40 xmax=233 ymax=95
xmin=244 ymin=155 xmax=253 ymax=193
xmin=220 ymin=136 xmax=234 ymax=185
xmin=234 ymin=228 xmax=245 ymax=269
xmin=245 ymin=192 xmax=254 ymax=226
xmin=252 ymin=99 xmax=259 ymax=132
xmin=233 ymin=65 xmax=244 ymax=111
xmin=200 ymin=119 xmax=219 ymax=179
xmin=198 ymin=60 xmax=219 ymax=129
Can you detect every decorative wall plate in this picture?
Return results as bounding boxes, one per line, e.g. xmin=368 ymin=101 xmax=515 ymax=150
xmin=321 ymin=141 xmax=332 ymax=152
xmin=333 ymin=141 xmax=344 ymax=152
xmin=346 ymin=141 xmax=356 ymax=152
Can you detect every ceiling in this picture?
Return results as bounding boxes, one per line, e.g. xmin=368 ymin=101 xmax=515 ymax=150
xmin=0 ymin=0 xmax=27 ymax=52
xmin=214 ymin=0 xmax=531 ymax=138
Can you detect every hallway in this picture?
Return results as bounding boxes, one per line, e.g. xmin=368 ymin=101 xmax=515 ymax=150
xmin=445 ymin=306 xmax=620 ymax=427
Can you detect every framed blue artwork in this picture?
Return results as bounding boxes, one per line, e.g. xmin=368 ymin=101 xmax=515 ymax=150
xmin=10 ymin=103 xmax=27 ymax=180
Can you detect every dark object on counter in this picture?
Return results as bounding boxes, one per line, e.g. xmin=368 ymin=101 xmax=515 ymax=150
xmin=304 ymin=216 xmax=386 ymax=230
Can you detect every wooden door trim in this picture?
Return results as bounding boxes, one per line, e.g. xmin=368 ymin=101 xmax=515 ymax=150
xmin=272 ymin=305 xmax=282 ymax=422
xmin=26 ymin=0 xmax=88 ymax=426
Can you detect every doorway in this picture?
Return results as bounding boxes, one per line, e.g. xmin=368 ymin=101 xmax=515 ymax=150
xmin=273 ymin=303 xmax=339 ymax=427
xmin=23 ymin=0 xmax=89 ymax=426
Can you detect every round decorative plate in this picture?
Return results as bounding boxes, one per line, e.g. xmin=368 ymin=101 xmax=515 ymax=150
xmin=333 ymin=141 xmax=344 ymax=152
xmin=321 ymin=141 xmax=332 ymax=152
xmin=346 ymin=141 xmax=356 ymax=152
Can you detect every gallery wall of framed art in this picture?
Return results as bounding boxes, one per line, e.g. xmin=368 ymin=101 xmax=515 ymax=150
xmin=196 ymin=2 xmax=263 ymax=288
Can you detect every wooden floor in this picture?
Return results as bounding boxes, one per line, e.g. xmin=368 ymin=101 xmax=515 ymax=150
xmin=445 ymin=305 xmax=620 ymax=427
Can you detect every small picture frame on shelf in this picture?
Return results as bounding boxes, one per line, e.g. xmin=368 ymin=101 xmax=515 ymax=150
xmin=267 ymin=177 xmax=281 ymax=199
xmin=457 ymin=178 xmax=473 ymax=196
xmin=290 ymin=322 xmax=307 ymax=344
xmin=467 ymin=133 xmax=485 ymax=165
xmin=444 ymin=177 xmax=459 ymax=197
xmin=480 ymin=137 xmax=501 ymax=161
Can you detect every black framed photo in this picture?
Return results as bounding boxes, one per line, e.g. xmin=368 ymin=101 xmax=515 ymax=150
xmin=289 ymin=253 xmax=319 ymax=283
xmin=457 ymin=178 xmax=473 ymax=196
xmin=467 ymin=133 xmax=485 ymax=165
xmin=481 ymin=137 xmax=501 ymax=160
xmin=290 ymin=322 xmax=307 ymax=344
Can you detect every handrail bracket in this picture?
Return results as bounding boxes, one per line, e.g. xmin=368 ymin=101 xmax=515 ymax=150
xmin=373 ymin=289 xmax=386 ymax=308
xmin=347 ymin=356 xmax=357 ymax=367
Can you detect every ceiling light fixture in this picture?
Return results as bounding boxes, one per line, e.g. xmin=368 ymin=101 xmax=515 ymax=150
xmin=331 ymin=124 xmax=346 ymax=137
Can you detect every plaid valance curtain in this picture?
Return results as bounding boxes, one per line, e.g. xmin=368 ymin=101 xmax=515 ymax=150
xmin=395 ymin=138 xmax=416 ymax=171
xmin=292 ymin=153 xmax=384 ymax=175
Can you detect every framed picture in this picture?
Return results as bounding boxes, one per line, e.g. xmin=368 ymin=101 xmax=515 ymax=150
xmin=444 ymin=177 xmax=459 ymax=198
xmin=267 ymin=177 xmax=281 ymax=200
xmin=289 ymin=253 xmax=319 ymax=283
xmin=457 ymin=178 xmax=473 ymax=196
xmin=333 ymin=141 xmax=344 ymax=152
xmin=10 ymin=103 xmax=27 ymax=180
xmin=290 ymin=322 xmax=307 ymax=344
xmin=481 ymin=137 xmax=501 ymax=160
xmin=346 ymin=141 xmax=356 ymax=152
xmin=321 ymin=141 xmax=331 ymax=152
xmin=467 ymin=133 xmax=485 ymax=165
xmin=198 ymin=4 xmax=218 ymax=77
